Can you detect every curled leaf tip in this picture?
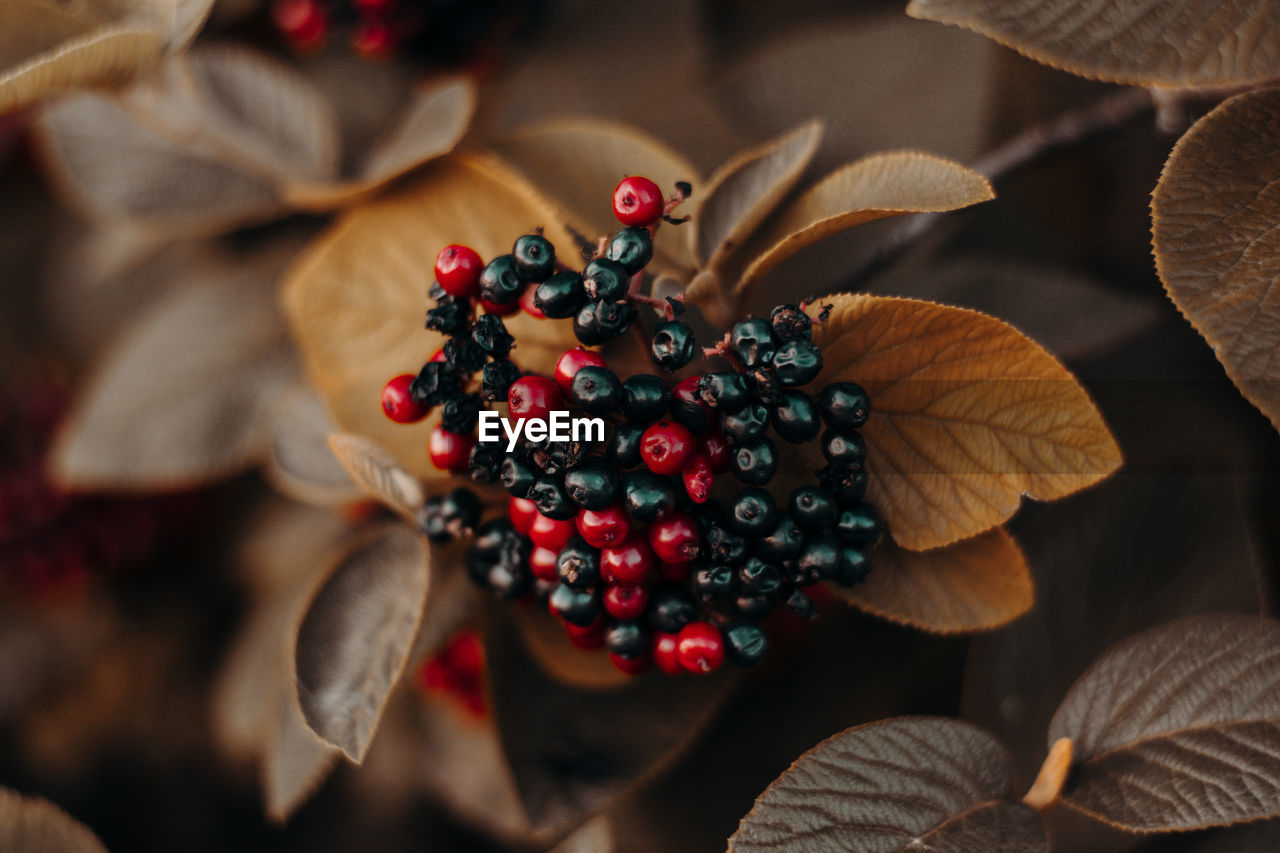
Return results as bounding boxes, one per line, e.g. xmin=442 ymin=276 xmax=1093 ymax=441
xmin=1023 ymin=737 xmax=1073 ymax=811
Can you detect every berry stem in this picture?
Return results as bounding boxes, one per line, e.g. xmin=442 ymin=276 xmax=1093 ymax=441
xmin=702 ymin=333 xmax=747 ymax=373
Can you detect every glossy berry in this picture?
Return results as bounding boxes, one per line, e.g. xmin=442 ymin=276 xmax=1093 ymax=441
xmin=621 ymin=374 xmax=670 ymax=423
xmin=273 ymin=0 xmax=327 ymax=49
xmin=835 ymin=504 xmax=882 ymax=546
xmin=501 ymin=457 xmax=536 ymax=498
xmin=818 ymin=382 xmax=871 ymax=429
xmin=770 ymin=391 xmax=819 ymax=443
xmin=835 ymin=545 xmax=871 ymax=586
xmin=479 ymin=254 xmax=525 ymax=305
xmin=796 ymin=533 xmax=841 ymax=583
xmin=428 ymin=427 xmax=474 ymax=472
xmin=481 ymin=359 xmax=521 ymax=403
xmin=600 ymin=532 xmax=655 ymax=586
xmin=553 ymin=347 xmax=606 ymax=395
xmin=582 ymin=258 xmax=630 ymax=301
xmin=519 ymin=285 xmax=545 ymax=319
xmin=676 ymin=621 xmax=725 ymax=674
xmin=757 ymin=515 xmax=806 ymax=562
xmin=671 ymin=376 xmax=713 ymax=434
xmin=481 ymin=295 xmax=520 ymax=316
xmin=682 ymin=454 xmax=714 ymax=504
xmin=647 ymin=585 xmax=697 ymax=634
xmin=576 ymin=504 xmax=630 ymax=549
xmin=512 ymin=233 xmax=556 ymax=282
xmin=571 ymin=366 xmax=623 ymax=415
xmin=693 ymin=563 xmax=735 ymax=602
xmin=528 ymin=512 xmax=576 ymax=551
xmin=606 ymin=620 xmax=652 ymax=659
xmin=822 ymin=429 xmax=866 ymax=467
xmin=705 ymin=523 xmax=747 ymax=564
xmin=563 ymin=457 xmax=620 ymax=510
xmin=730 ymin=318 xmax=775 ymax=368
xmin=470 ymin=314 xmax=514 ymax=357
xmin=550 ymin=583 xmax=600 ymax=627
xmin=652 ymin=632 xmax=683 ymax=674
xmin=724 ymin=621 xmax=768 ymax=666
xmin=381 ymin=374 xmax=430 ymax=423
xmin=697 ymin=373 xmax=750 ymax=413
xmin=640 ymin=420 xmax=695 ymax=476
xmin=722 ymin=403 xmax=769 ymax=443
xmin=604 ymin=584 xmax=649 ymax=621
xmin=529 ymin=476 xmax=576 ymax=520
xmin=772 ymin=339 xmax=824 ymax=387
xmin=785 ymin=588 xmax=819 ymax=620
xmin=648 ymin=510 xmax=700 ymax=564
xmin=593 ymin=299 xmax=638 ymax=341
xmin=729 ymin=487 xmax=777 ymax=536
xmin=605 ymin=227 xmax=654 ymax=274
xmin=771 ymin=303 xmax=812 ymax=342
xmin=529 ymin=546 xmax=560 ymax=582
xmin=533 ymin=271 xmax=586 ymax=319
xmin=823 ymin=464 xmax=868 ymax=504
xmin=351 ymin=19 xmax=394 ymax=56
xmin=507 ymin=376 xmax=564 ymax=422
xmin=610 ymin=651 xmax=651 ymax=674
xmin=650 ymin=321 xmax=696 ymax=371
xmin=789 ymin=486 xmax=837 ymax=530
xmin=613 ymin=176 xmax=664 ymax=227
xmin=509 ymin=496 xmax=538 ymax=535
xmin=622 ymin=470 xmax=676 ymax=522
xmin=738 ymin=557 xmax=783 ymax=597
xmin=607 ymin=421 xmax=645 ymax=469
xmin=698 ymin=430 xmax=731 ymax=472
xmin=731 ymin=438 xmax=778 ymax=485
xmin=556 ymin=538 xmax=600 ymax=589
xmin=434 ymin=244 xmax=483 ymax=298
xmin=565 ymin=618 xmax=606 ymax=650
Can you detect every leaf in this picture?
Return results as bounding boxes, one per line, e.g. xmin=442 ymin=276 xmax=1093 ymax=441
xmin=691 ymin=121 xmax=823 ymax=272
xmin=551 ymin=817 xmax=613 ymax=853
xmin=262 ymin=679 xmax=342 ymax=824
xmin=838 ymin=528 xmax=1033 ymax=634
xmin=1191 ymin=819 xmax=1280 ymax=851
xmin=38 ymin=46 xmax=340 ymax=236
xmin=295 ymin=525 xmax=428 ymax=762
xmin=326 ymin=433 xmax=422 ymax=521
xmin=813 ymin=294 xmax=1121 ymax=551
xmin=736 ymin=152 xmax=993 ymax=292
xmin=492 ymin=118 xmax=701 ymax=274
xmin=485 ymin=603 xmax=736 ymax=837
xmin=907 ymin=0 xmax=1280 ymax=87
xmin=0 ymin=787 xmax=108 ymax=853
xmin=50 ymin=245 xmax=300 ymax=491
xmin=728 ymin=717 xmax=1047 ymax=852
xmin=282 ymin=153 xmax=579 ymax=476
xmin=1153 ymin=87 xmax=1280 ymax=435
xmin=1050 ymin=614 xmax=1280 ymax=832
xmin=264 ymin=391 xmax=361 ymax=508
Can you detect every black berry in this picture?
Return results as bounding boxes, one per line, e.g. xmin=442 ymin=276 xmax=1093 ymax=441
xmin=557 ymin=538 xmax=601 ymax=589
xmin=470 ymin=313 xmax=514 ymax=357
xmin=479 ymin=254 xmax=525 ymax=305
xmin=757 ymin=515 xmax=806 ymax=562
xmin=622 ymin=374 xmax=670 ymax=423
xmin=770 ymin=390 xmax=820 ymax=442
xmin=607 ymin=421 xmax=645 ymax=468
xmin=533 ymin=271 xmax=586 ymax=319
xmin=818 ymin=382 xmax=871 ymax=429
xmin=606 ymin=620 xmax=651 ymax=658
xmin=512 ymin=233 xmax=556 ymax=282
xmin=724 ymin=621 xmax=768 ymax=665
xmin=731 ymin=438 xmax=778 ymax=485
xmin=481 ymin=359 xmax=521 ymax=402
xmin=789 ymin=486 xmax=836 ymax=531
xmin=622 ymin=469 xmax=675 ymax=521
xmin=651 ymin=321 xmax=695 ymax=371
xmin=550 ymin=583 xmax=600 ymax=626
xmin=728 ymin=487 xmax=778 ymax=537
xmin=500 ymin=457 xmax=536 ymax=497
xmin=570 ymin=365 xmax=623 ymax=415
xmin=730 ymin=318 xmax=775 ymax=368
xmin=582 ymin=258 xmax=630 ymax=301
xmin=772 ymin=339 xmax=823 ymax=387
xmin=722 ymin=402 xmax=769 ymax=443
xmin=563 ymin=457 xmax=620 ymax=510
xmin=697 ymin=372 xmax=750 ymax=413
xmin=770 ymin=304 xmax=811 ymax=342
xmin=605 ymin=226 xmax=653 ymax=274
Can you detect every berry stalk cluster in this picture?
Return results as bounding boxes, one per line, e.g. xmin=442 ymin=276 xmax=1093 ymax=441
xmin=380 ymin=176 xmax=880 ymax=676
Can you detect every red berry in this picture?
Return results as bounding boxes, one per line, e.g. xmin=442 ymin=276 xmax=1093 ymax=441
xmin=652 ymin=632 xmax=682 ymax=674
xmin=604 ymin=584 xmax=649 ymax=621
xmin=529 ymin=546 xmax=559 ymax=581
xmin=351 ymin=18 xmax=394 ymax=56
xmin=481 ymin=296 xmax=520 ymax=316
xmin=507 ymin=375 xmax=564 ymax=422
xmin=683 ymin=453 xmax=714 ymax=503
xmin=519 ymin=284 xmax=546 ymax=319
xmin=609 ymin=651 xmax=651 ymax=675
xmin=273 ymin=0 xmax=327 ymax=48
xmin=564 ymin=615 xmax=605 ymax=649
xmin=419 ymin=657 xmax=454 ymax=692
xmin=443 ymin=630 xmax=483 ymax=678
xmin=576 ymin=504 xmax=630 ymax=548
xmin=698 ymin=430 xmax=731 ymax=473
xmin=435 ymin=244 xmax=483 ymax=298
xmin=658 ymin=560 xmax=692 ymax=582
xmin=648 ymin=510 xmax=699 ymax=564
xmin=612 ymin=176 xmax=664 ymax=227
xmin=676 ymin=621 xmax=725 ymax=674
xmin=353 ymin=0 xmax=394 ymax=12
xmin=640 ymin=420 xmax=695 ymax=476
xmin=600 ymin=532 xmax=655 ymax=586
xmin=554 ymin=347 xmax=607 ymax=394
xmin=429 ymin=346 xmax=447 ymax=363
xmin=380 ymin=374 xmax=430 ymax=423
xmin=529 ymin=513 xmax=575 ymax=551
xmin=428 ymin=426 xmax=474 ymax=472
xmin=509 ymin=497 xmax=538 ymax=535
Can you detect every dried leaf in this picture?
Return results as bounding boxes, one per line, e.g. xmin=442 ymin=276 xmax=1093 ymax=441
xmin=728 ymin=717 xmax=1046 ymax=852
xmin=282 ymin=153 xmax=579 ymax=476
xmin=295 ymin=525 xmax=428 ymax=762
xmin=838 ymin=528 xmax=1032 ymax=634
xmin=551 ymin=817 xmax=613 ymax=853
xmin=492 ymin=118 xmax=701 ymax=273
xmin=263 ymin=650 xmax=341 ymax=823
xmin=326 ymin=433 xmax=423 ymax=521
xmin=813 ymin=294 xmax=1121 ymax=551
xmin=0 ymin=787 xmax=108 ymax=853
xmin=1051 ymin=614 xmax=1280 ymax=832
xmin=691 ymin=121 xmax=823 ymax=272
xmin=264 ymin=391 xmax=361 ymax=507
xmin=1153 ymin=87 xmax=1280 ymax=434
xmin=1190 ymin=819 xmax=1280 ymax=851
xmin=736 ymin=152 xmax=993 ymax=292
xmin=50 ymin=250 xmax=299 ymax=491
xmin=908 ymin=0 xmax=1280 ymax=87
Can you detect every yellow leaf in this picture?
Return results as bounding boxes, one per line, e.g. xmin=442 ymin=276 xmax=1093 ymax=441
xmin=1153 ymin=88 xmax=1280 ymax=435
xmin=838 ymin=528 xmax=1033 ymax=633
xmin=814 ymin=294 xmax=1121 ymax=551
xmin=281 ymin=153 xmax=579 ymax=477
xmin=736 ymin=151 xmax=993 ymax=292
xmin=908 ymin=0 xmax=1280 ymax=87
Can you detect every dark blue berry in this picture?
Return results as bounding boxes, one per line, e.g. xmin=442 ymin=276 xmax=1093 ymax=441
xmin=622 ymin=374 xmax=670 ymax=423
xmin=512 ymin=233 xmax=556 ymax=282
xmin=834 ymin=545 xmax=871 ymax=586
xmin=622 ymin=470 xmax=675 ymax=521
xmin=757 ymin=514 xmax=806 ymax=562
xmin=697 ymin=372 xmax=750 ymax=413
xmin=557 ymin=538 xmax=601 ymax=589
xmin=481 ymin=359 xmax=521 ymax=402
xmin=770 ymin=304 xmax=811 ymax=342
xmin=738 ymin=557 xmax=783 ymax=597
xmin=821 ymin=429 xmax=865 ymax=467
xmin=550 ymin=583 xmax=600 ymax=626
xmin=731 ymin=438 xmax=777 ymax=485
xmin=533 ymin=271 xmax=586 ymax=319
xmin=789 ymin=486 xmax=837 ymax=530
xmin=818 ymin=382 xmax=871 ymax=429
xmin=582 ymin=258 xmax=630 ymax=301
xmin=647 ymin=585 xmax=697 ymax=633
xmin=606 ymin=620 xmax=651 ymax=658
xmin=605 ymin=227 xmax=653 ymax=274
xmin=607 ymin=421 xmax=645 ymax=468
xmin=730 ymin=318 xmax=775 ymax=368
xmin=692 ymin=563 xmax=735 ymax=602
xmin=563 ymin=457 xmax=620 ymax=510
xmin=724 ymin=621 xmax=768 ymax=665
xmin=771 ymin=390 xmax=820 ymax=442
xmin=772 ymin=339 xmax=823 ymax=387
xmin=529 ymin=476 xmax=575 ymax=520
xmin=722 ymin=402 xmax=769 ymax=443
xmin=570 ymin=365 xmax=623 ymax=415
xmin=650 ymin=320 xmax=695 ymax=371
xmin=835 ymin=504 xmax=882 ymax=546
xmin=471 ymin=313 xmax=514 ymax=357
xmin=411 ymin=361 xmax=461 ymax=406
xmin=728 ymin=487 xmax=777 ymax=536
xmin=479 ymin=254 xmax=525 ymax=305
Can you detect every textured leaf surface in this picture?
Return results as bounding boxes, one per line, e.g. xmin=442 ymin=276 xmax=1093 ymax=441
xmin=0 ymin=787 xmax=107 ymax=853
xmin=493 ymin=118 xmax=700 ymax=273
xmin=813 ymin=295 xmax=1121 ymax=551
xmin=295 ymin=526 xmax=428 ymax=762
xmin=1051 ymin=614 xmax=1280 ymax=831
xmin=839 ymin=528 xmax=1032 ymax=634
xmin=1154 ymin=88 xmax=1280 ymax=434
xmin=737 ymin=152 xmax=992 ymax=291
xmin=691 ymin=121 xmax=822 ymax=271
xmin=327 ymin=433 xmax=423 ymax=521
xmin=264 ymin=391 xmax=360 ymax=507
xmin=729 ymin=717 xmax=1046 ymax=852
xmin=908 ymin=0 xmax=1280 ymax=87
xmin=282 ymin=154 xmax=578 ymax=476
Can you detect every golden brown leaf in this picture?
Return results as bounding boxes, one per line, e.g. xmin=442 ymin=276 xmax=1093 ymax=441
xmin=814 ymin=295 xmax=1121 ymax=551
xmin=1153 ymin=87 xmax=1280 ymax=434
xmin=0 ymin=787 xmax=108 ymax=853
xmin=327 ymin=433 xmax=424 ymax=522
xmin=736 ymin=151 xmax=993 ymax=292
xmin=282 ymin=153 xmax=579 ymax=476
xmin=908 ymin=0 xmax=1280 ymax=87
xmin=838 ymin=528 xmax=1033 ymax=634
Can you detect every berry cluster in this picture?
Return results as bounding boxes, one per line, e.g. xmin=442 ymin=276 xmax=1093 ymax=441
xmin=380 ymin=176 xmax=880 ymax=676
xmin=271 ymin=0 xmax=541 ymax=62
